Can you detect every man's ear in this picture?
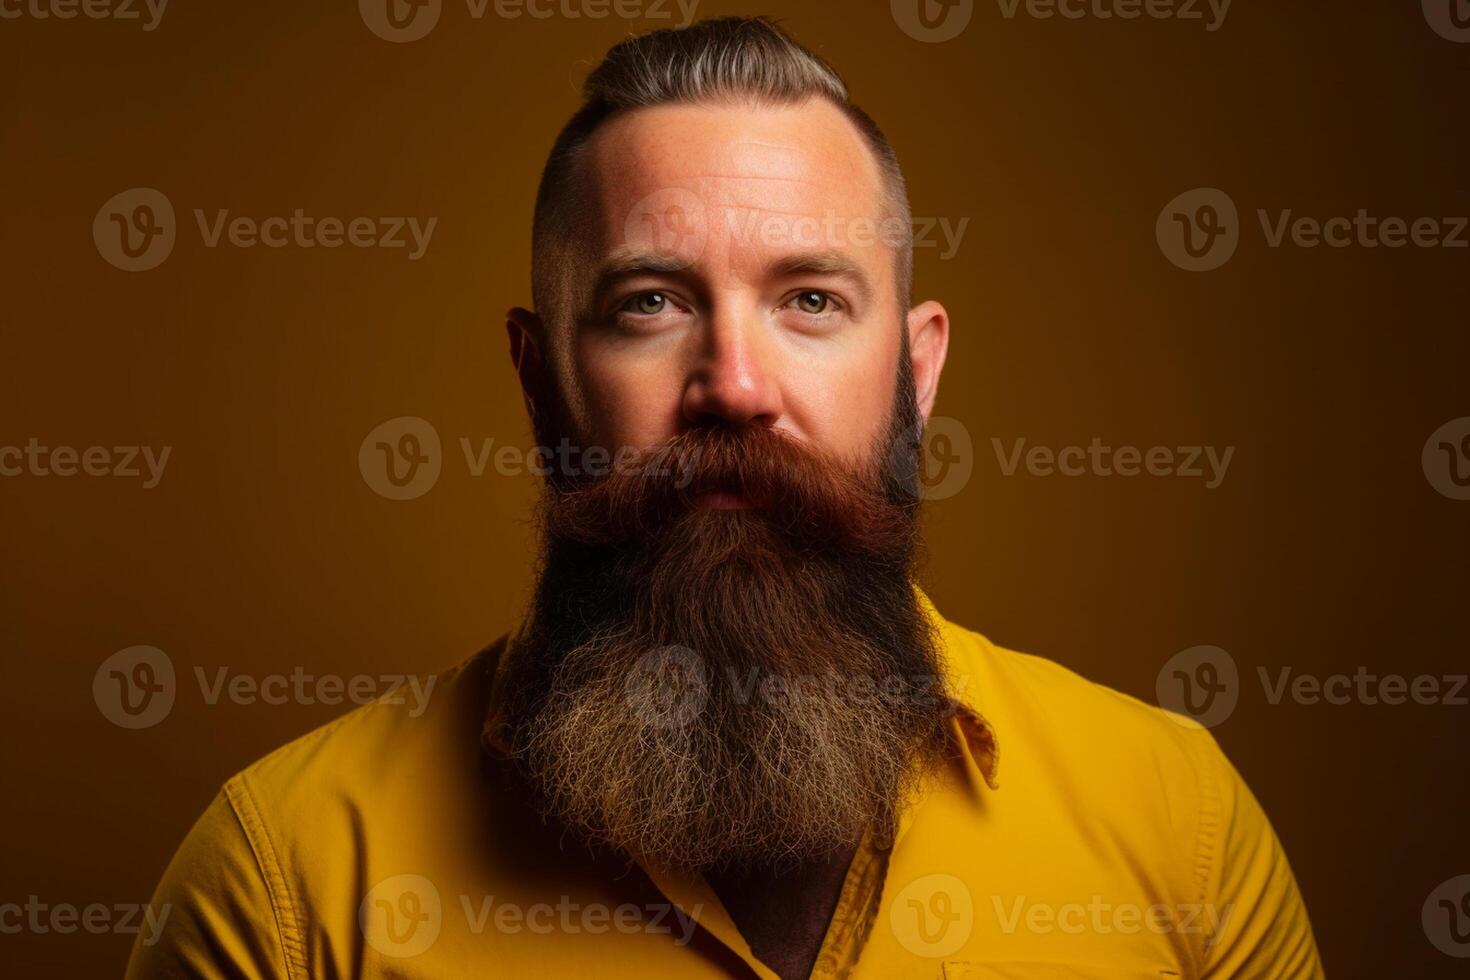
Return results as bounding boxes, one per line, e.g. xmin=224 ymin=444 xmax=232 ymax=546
xmin=505 ymin=307 xmax=549 ymax=426
xmin=906 ymin=300 xmax=950 ymax=424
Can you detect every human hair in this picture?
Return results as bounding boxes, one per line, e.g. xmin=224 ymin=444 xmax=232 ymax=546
xmin=529 ymin=16 xmax=914 ymax=323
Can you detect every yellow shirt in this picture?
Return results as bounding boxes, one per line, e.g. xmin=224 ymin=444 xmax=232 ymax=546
xmin=128 ymin=594 xmax=1322 ymax=978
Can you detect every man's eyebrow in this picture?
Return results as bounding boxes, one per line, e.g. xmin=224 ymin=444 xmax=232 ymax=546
xmin=586 ymin=249 xmax=695 ymax=306
xmin=768 ymin=251 xmax=874 ymax=306
xmin=598 ymin=249 xmax=692 ymax=279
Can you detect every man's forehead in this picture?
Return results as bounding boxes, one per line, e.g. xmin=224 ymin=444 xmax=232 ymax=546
xmin=582 ymin=99 xmax=888 ymax=227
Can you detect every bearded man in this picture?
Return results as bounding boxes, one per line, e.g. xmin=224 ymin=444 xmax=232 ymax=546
xmin=130 ymin=16 xmax=1321 ymax=980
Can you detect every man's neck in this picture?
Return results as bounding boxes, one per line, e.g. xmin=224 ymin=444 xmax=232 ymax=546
xmin=704 ymin=846 xmax=858 ymax=980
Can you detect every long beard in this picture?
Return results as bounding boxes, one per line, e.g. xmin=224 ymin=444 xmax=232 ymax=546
xmin=498 ymin=359 xmax=954 ymax=873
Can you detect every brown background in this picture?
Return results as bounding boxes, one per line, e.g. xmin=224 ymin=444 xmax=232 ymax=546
xmin=2 ymin=0 xmax=1467 ymax=975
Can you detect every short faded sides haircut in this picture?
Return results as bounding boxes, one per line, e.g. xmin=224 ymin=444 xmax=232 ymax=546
xmin=530 ymin=16 xmax=915 ymax=324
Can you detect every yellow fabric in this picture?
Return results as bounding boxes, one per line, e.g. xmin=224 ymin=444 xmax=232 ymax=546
xmin=129 ymin=594 xmax=1322 ymax=978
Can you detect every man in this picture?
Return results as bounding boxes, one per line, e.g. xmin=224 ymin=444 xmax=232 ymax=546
xmin=130 ymin=17 xmax=1322 ymax=979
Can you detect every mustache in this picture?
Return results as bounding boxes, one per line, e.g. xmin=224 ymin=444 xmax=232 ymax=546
xmin=542 ymin=425 xmax=918 ymax=554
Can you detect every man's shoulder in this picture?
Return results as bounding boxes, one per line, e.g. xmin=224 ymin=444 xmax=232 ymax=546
xmin=195 ymin=637 xmax=508 ymax=879
xmin=131 ymin=642 xmax=509 ymax=978
xmin=935 ymin=615 xmax=1231 ymax=802
xmin=236 ymin=643 xmax=495 ymax=797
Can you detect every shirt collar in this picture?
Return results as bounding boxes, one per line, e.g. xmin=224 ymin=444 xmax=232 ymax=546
xmin=481 ymin=584 xmax=1000 ymax=792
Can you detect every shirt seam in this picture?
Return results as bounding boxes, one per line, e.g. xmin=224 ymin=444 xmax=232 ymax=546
xmin=1187 ymin=728 xmax=1224 ymax=979
xmin=224 ymin=774 xmax=308 ymax=980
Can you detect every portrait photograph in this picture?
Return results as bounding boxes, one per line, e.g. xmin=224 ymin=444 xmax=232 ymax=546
xmin=1 ymin=1 xmax=1467 ymax=977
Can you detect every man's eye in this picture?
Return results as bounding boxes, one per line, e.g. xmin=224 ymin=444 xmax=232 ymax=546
xmin=793 ymin=291 xmax=832 ymax=315
xmin=623 ymin=292 xmax=669 ymax=316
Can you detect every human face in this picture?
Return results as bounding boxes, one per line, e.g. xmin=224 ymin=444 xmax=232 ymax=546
xmin=509 ymin=98 xmax=949 ymax=475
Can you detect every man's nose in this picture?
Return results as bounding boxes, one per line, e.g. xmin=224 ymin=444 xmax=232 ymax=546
xmin=680 ymin=314 xmax=783 ymax=429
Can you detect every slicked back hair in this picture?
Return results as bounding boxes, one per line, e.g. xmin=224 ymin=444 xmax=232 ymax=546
xmin=530 ymin=16 xmax=914 ymax=326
